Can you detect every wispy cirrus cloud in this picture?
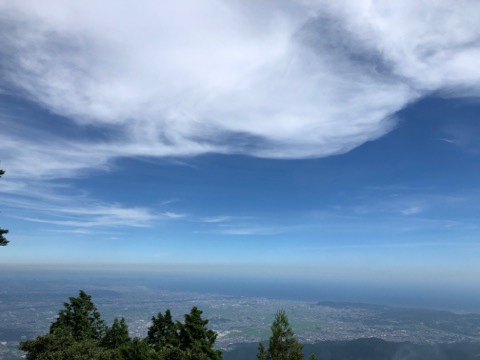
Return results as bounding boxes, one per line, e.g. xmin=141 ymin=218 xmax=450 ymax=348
xmin=196 ymin=215 xmax=308 ymax=236
xmin=399 ymin=206 xmax=423 ymax=216
xmin=1 ymin=184 xmax=184 ymax=229
xmin=162 ymin=212 xmax=186 ymax=220
xmin=1 ymin=0 xmax=480 ymax=183
xmin=208 ymin=224 xmax=289 ymax=236
xmin=440 ymin=121 xmax=480 ymax=154
xmin=310 ymin=186 xmax=480 ymax=235
xmin=7 ymin=200 xmax=156 ymax=228
xmin=200 ymin=216 xmax=233 ymax=223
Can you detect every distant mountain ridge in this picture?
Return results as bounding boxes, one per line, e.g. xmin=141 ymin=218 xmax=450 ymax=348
xmin=224 ymin=338 xmax=480 ymax=360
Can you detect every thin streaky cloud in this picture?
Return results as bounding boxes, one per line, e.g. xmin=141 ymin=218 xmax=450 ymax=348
xmin=201 ymin=216 xmax=232 ymax=223
xmin=400 ymin=206 xmax=423 ymax=216
xmin=217 ymin=226 xmax=287 ymax=236
xmin=2 ymin=192 xmax=165 ymax=229
xmin=162 ymin=212 xmax=187 ymax=219
xmin=17 ymin=216 xmax=151 ymax=229
xmin=437 ymin=138 xmax=455 ymax=144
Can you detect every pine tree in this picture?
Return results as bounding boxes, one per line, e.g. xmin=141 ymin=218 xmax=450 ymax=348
xmin=147 ymin=309 xmax=179 ymax=351
xmin=257 ymin=342 xmax=267 ymax=360
xmin=0 ymin=228 xmax=8 ymax=246
xmin=179 ymin=306 xmax=222 ymax=360
xmin=103 ymin=317 xmax=131 ymax=349
xmin=120 ymin=337 xmax=157 ymax=360
xmin=0 ymin=169 xmax=9 ymax=246
xmin=50 ymin=290 xmax=107 ymax=341
xmin=20 ymin=291 xmax=223 ymax=360
xmin=258 ymin=310 xmax=304 ymax=360
xmin=20 ymin=291 xmax=109 ymax=359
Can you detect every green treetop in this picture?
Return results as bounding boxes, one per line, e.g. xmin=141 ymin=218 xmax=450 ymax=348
xmin=147 ymin=309 xmax=179 ymax=351
xmin=258 ymin=309 xmax=304 ymax=360
xmin=20 ymin=291 xmax=111 ymax=360
xmin=50 ymin=290 xmax=107 ymax=341
xmin=102 ymin=317 xmax=131 ymax=349
xmin=20 ymin=291 xmax=222 ymax=360
xmin=179 ymin=306 xmax=222 ymax=360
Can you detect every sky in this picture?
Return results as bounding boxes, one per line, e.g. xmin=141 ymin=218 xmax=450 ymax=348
xmin=1 ymin=0 xmax=480 ymax=287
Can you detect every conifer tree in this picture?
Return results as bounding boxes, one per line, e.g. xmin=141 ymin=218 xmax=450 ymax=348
xmin=147 ymin=309 xmax=179 ymax=351
xmin=258 ymin=342 xmax=267 ymax=360
xmin=120 ymin=337 xmax=157 ymax=360
xmin=0 ymin=228 xmax=8 ymax=246
xmin=179 ymin=306 xmax=222 ymax=360
xmin=0 ymin=169 xmax=9 ymax=246
xmin=20 ymin=291 xmax=223 ymax=360
xmin=20 ymin=291 xmax=109 ymax=359
xmin=257 ymin=310 xmax=304 ymax=360
xmin=50 ymin=290 xmax=107 ymax=341
xmin=103 ymin=317 xmax=131 ymax=349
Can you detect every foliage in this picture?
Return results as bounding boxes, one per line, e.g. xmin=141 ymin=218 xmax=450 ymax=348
xmin=19 ymin=330 xmax=113 ymax=360
xmin=49 ymin=290 xmax=107 ymax=341
xmin=226 ymin=339 xmax=480 ymax=360
xmin=179 ymin=306 xmax=222 ymax=360
xmin=20 ymin=291 xmax=222 ymax=360
xmin=257 ymin=342 xmax=267 ymax=360
xmin=119 ymin=337 xmax=157 ymax=360
xmin=0 ymin=168 xmax=9 ymax=246
xmin=147 ymin=309 xmax=178 ymax=351
xmin=102 ymin=317 xmax=131 ymax=349
xmin=0 ymin=228 xmax=8 ymax=246
xmin=147 ymin=306 xmax=222 ymax=359
xmin=257 ymin=310 xmax=304 ymax=360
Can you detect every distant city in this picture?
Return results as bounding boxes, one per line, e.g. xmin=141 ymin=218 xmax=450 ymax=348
xmin=2 ymin=269 xmax=480 ymax=359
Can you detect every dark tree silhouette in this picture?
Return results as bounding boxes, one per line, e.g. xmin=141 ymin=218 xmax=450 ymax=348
xmin=0 ymin=169 xmax=8 ymax=246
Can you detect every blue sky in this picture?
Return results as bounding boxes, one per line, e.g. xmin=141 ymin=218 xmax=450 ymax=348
xmin=1 ymin=1 xmax=480 ymax=286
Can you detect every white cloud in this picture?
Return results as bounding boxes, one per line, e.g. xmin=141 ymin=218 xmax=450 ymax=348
xmin=217 ymin=226 xmax=286 ymax=236
xmin=200 ymin=217 xmax=302 ymax=235
xmin=0 ymin=0 xmax=479 ymax=181
xmin=9 ymin=201 xmax=157 ymax=228
xmin=400 ymin=206 xmax=423 ymax=216
xmin=440 ymin=122 xmax=480 ymax=154
xmin=1 ymin=184 xmax=172 ymax=229
xmin=162 ymin=212 xmax=186 ymax=219
xmin=201 ymin=216 xmax=232 ymax=223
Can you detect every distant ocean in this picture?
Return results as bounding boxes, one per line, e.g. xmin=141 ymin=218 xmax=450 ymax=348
xmin=2 ymin=267 xmax=480 ymax=313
